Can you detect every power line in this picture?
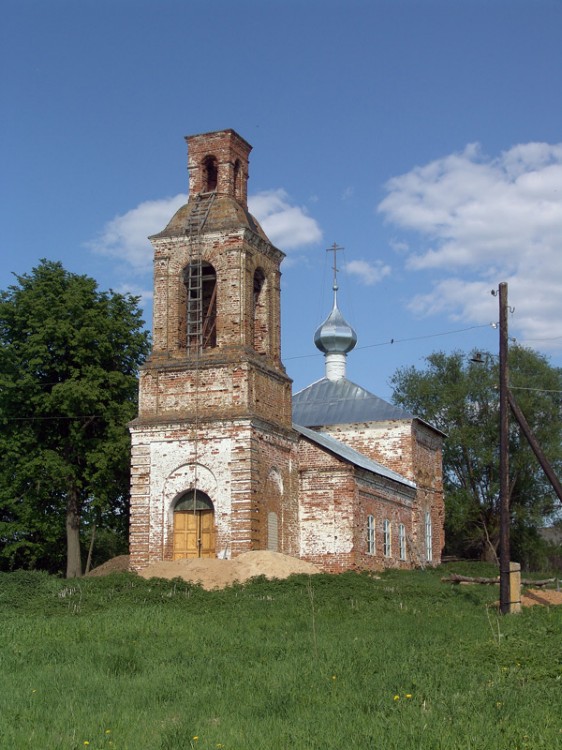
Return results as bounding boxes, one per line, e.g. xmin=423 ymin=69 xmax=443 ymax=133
xmin=284 ymin=323 xmax=493 ymax=361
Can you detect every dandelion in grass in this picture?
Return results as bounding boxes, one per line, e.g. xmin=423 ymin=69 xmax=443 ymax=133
xmin=393 ymin=695 xmax=400 ymax=701
xmin=405 ymin=694 xmax=412 ymax=699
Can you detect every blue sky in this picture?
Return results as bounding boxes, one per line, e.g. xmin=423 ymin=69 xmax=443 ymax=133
xmin=2 ymin=0 xmax=562 ymax=401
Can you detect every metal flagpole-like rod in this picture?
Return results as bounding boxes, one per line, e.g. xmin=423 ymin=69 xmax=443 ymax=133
xmin=497 ymin=281 xmax=511 ymax=614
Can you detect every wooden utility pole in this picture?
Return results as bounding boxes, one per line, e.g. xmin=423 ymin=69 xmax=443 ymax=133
xmin=497 ymin=282 xmax=511 ymax=614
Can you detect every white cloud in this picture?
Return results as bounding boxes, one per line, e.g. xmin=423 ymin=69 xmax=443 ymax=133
xmin=90 ymin=189 xmax=321 ymax=277
xmin=88 ymin=194 xmax=187 ymax=273
xmin=344 ymin=259 xmax=391 ymax=286
xmin=248 ymin=189 xmax=322 ymax=250
xmin=378 ymin=142 xmax=562 ymax=350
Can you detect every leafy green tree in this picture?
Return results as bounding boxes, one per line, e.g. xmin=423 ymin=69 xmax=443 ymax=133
xmin=0 ymin=260 xmax=150 ymax=577
xmin=390 ymin=348 xmax=562 ymax=565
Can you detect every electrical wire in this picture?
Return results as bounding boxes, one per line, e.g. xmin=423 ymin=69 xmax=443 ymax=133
xmin=284 ymin=323 xmax=494 ymax=361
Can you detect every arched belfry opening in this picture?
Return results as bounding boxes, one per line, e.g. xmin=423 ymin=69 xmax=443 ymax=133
xmin=253 ymin=267 xmax=269 ymax=354
xmin=172 ymin=490 xmax=216 ymax=559
xmin=202 ymin=155 xmax=218 ymax=192
xmin=233 ymin=159 xmax=241 ymax=201
xmin=183 ymin=261 xmax=217 ymax=353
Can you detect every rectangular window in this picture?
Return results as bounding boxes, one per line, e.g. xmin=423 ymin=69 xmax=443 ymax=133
xmin=399 ymin=523 xmax=406 ymax=561
xmin=367 ymin=514 xmax=375 ymax=555
xmin=383 ymin=519 xmax=392 ymax=558
xmin=425 ymin=511 xmax=433 ymax=562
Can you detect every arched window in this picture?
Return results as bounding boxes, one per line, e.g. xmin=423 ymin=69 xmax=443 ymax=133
xmin=183 ymin=262 xmax=217 ymax=353
xmin=202 ymin=155 xmax=218 ymax=192
xmin=253 ymin=268 xmax=268 ymax=354
xmin=367 ymin=514 xmax=375 ymax=555
xmin=383 ymin=519 xmax=392 ymax=558
xmin=174 ymin=489 xmax=214 ymax=512
xmin=233 ymin=159 xmax=241 ymax=201
xmin=173 ymin=490 xmax=215 ymax=560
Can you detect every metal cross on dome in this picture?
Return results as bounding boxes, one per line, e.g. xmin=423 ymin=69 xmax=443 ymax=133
xmin=327 ymin=242 xmax=344 ymax=292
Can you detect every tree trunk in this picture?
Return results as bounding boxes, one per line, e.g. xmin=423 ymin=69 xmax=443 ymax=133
xmin=482 ymin=542 xmax=499 ymax=564
xmin=480 ymin=516 xmax=499 ymax=564
xmin=66 ymin=486 xmax=82 ymax=578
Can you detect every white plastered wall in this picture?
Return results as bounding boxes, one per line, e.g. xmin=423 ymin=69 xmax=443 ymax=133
xmin=148 ymin=433 xmax=234 ymax=559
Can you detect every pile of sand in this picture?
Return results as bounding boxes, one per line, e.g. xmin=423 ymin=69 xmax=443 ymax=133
xmin=137 ymin=551 xmax=321 ymax=590
xmin=86 ymin=555 xmax=131 ymax=577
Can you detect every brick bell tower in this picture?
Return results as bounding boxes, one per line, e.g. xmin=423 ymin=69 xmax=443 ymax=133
xmin=129 ymin=130 xmax=298 ymax=569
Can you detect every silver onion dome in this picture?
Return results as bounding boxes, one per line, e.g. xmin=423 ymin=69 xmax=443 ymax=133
xmin=314 ymin=296 xmax=357 ymax=355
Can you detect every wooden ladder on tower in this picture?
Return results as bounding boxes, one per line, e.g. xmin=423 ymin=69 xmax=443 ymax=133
xmin=186 ymin=193 xmax=215 ymax=355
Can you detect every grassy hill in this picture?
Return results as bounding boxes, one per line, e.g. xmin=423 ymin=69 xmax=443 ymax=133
xmin=0 ymin=565 xmax=561 ymax=749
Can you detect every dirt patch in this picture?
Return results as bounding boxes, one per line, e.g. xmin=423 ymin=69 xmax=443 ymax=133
xmin=137 ymin=551 xmax=322 ymax=590
xmin=520 ymin=588 xmax=562 ymax=607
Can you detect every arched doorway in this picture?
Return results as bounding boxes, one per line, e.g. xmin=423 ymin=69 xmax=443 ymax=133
xmin=173 ymin=490 xmax=216 ymax=559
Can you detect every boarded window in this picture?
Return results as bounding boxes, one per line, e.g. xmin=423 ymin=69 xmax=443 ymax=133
xmin=425 ymin=512 xmax=433 ymax=562
xmin=399 ymin=523 xmax=406 ymax=561
xmin=267 ymin=512 xmax=279 ymax=552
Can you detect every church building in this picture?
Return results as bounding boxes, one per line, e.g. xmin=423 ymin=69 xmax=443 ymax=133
xmin=129 ymin=129 xmax=444 ymax=573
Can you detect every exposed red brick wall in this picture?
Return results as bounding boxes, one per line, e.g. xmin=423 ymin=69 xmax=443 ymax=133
xmin=187 ymin=129 xmax=252 ymax=205
xmin=321 ymin=421 xmax=415 ymax=480
xmin=304 ymin=419 xmax=444 ymax=568
xmin=297 ymin=435 xmax=417 ymax=573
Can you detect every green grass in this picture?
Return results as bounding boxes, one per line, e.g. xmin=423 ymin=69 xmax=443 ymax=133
xmin=0 ymin=565 xmax=561 ymax=749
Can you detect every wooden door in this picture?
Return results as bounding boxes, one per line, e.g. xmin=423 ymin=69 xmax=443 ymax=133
xmin=198 ymin=509 xmax=216 ymax=557
xmin=173 ymin=509 xmax=215 ymax=559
